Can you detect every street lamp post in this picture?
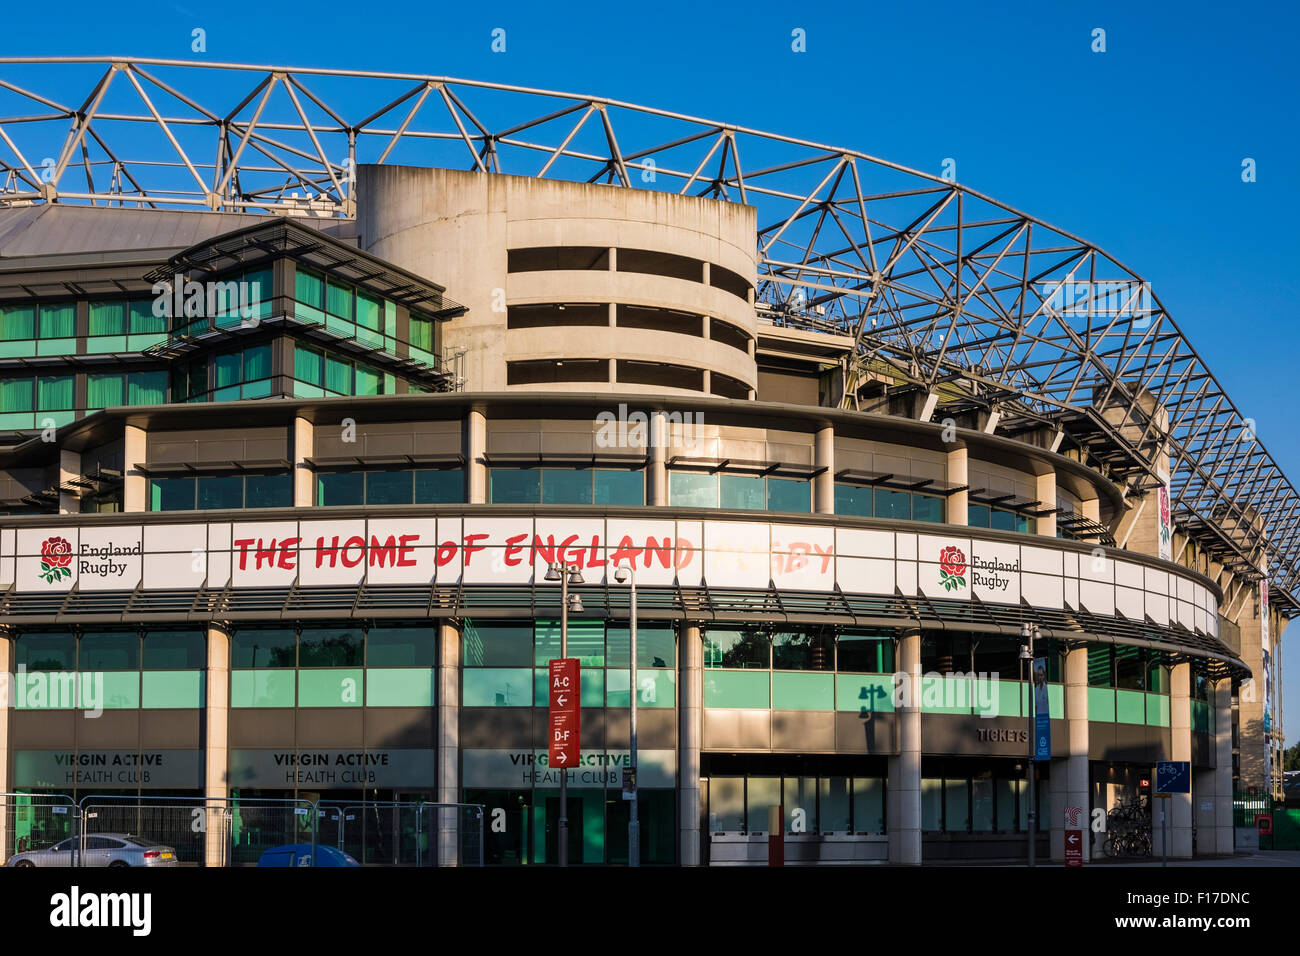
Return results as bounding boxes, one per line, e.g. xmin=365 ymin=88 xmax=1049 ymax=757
xmin=1020 ymin=622 xmax=1038 ymax=868
xmin=615 ymin=561 xmax=639 ymax=867
xmin=546 ymin=560 xmax=584 ymax=867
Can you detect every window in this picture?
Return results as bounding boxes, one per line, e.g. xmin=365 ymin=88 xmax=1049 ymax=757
xmin=88 ymin=299 xmax=167 ymax=344
xmin=833 ymin=483 xmax=943 ymax=523
xmin=969 ymin=502 xmax=1036 ymax=534
xmin=708 ymin=774 xmax=886 ymax=835
xmin=316 ymin=467 xmax=462 ymax=506
xmin=148 ymin=473 xmax=291 ymax=511
xmin=211 ymin=344 xmax=272 ymax=401
xmin=670 ymin=471 xmax=809 ymax=513
xmin=488 ymin=468 xmax=644 ymax=506
xmin=293 ymin=344 xmax=389 ymax=398
xmin=87 ymin=370 xmax=167 ymax=409
xmin=0 ymin=374 xmax=75 ymax=429
xmin=409 ymin=311 xmax=436 ymax=356
xmin=704 ymin=628 xmax=770 ymax=669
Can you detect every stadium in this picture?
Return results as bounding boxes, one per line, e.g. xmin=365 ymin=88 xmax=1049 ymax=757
xmin=0 ymin=57 xmax=1289 ymax=865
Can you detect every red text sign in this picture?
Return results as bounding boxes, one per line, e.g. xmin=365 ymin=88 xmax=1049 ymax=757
xmin=548 ymin=658 xmax=580 ymax=768
xmin=1064 ymin=829 xmax=1083 ymax=867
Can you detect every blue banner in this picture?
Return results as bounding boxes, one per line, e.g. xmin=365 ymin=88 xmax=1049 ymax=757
xmin=1033 ymin=657 xmax=1050 ymax=761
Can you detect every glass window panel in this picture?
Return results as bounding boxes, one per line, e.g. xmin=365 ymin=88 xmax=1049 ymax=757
xmin=874 ymin=488 xmax=911 ymax=520
xmin=773 ymin=628 xmax=832 ymax=670
xmin=244 ymin=344 xmax=271 ymax=382
xmin=533 ymin=619 xmax=604 ymax=666
xmin=196 ymin=475 xmax=243 ymax=510
xmin=127 ymin=371 xmax=167 ymax=405
xmin=295 ymin=344 xmax=323 ymax=386
xmin=605 ymin=623 xmax=675 ymax=668
xmin=820 ymin=777 xmax=851 ymax=833
xmin=1016 ymin=514 xmax=1035 ymax=534
xmin=853 ymin=777 xmax=885 ymax=833
xmin=326 ymin=279 xmax=353 ymax=319
xmin=87 ymin=373 xmax=124 ymax=408
xmin=142 ymin=671 xmax=202 ymax=708
xmin=1 ymin=304 xmax=35 ymax=339
xmin=834 ymin=483 xmax=873 ymax=517
xmin=149 ymin=477 xmax=194 ymax=511
xmin=142 ymin=630 xmax=205 ymax=669
xmin=489 ymin=469 xmax=540 ymax=504
xmin=912 ymin=493 xmax=943 ymax=523
xmin=967 ymin=504 xmax=991 ymax=528
xmin=366 ymin=668 xmax=434 ymax=707
xmin=709 ymin=777 xmax=744 ymax=832
xmin=703 ymin=628 xmax=769 ymax=668
xmin=996 ymin=778 xmax=1017 ymax=831
xmin=972 ymin=776 xmax=995 ymax=831
xmin=703 ymin=670 xmax=769 ymax=708
xmin=414 ymin=468 xmax=463 ymax=504
xmin=592 ymin=469 xmax=643 ymax=505
xmin=365 ymin=626 xmax=436 ymax=667
xmin=296 ymin=268 xmax=324 ymax=308
xmin=355 ymin=364 xmax=382 ymax=395
xmin=17 ymin=633 xmax=76 ymax=671
xmin=409 ymin=313 xmax=434 ymax=351
xmin=0 ymin=376 xmax=33 ymax=411
xmin=88 ymin=301 xmax=127 ymax=335
xmin=317 ymin=471 xmax=364 ymax=506
xmin=1088 ymin=646 xmax=1113 ymax=686
xmin=921 ymin=778 xmax=943 ymax=831
xmin=990 ymin=508 xmax=1017 ymax=532
xmin=231 ymin=628 xmax=297 ymax=668
xmin=836 ymin=632 xmax=891 ymax=672
xmin=243 ymin=268 xmax=272 ymax=305
xmin=39 ymin=303 xmax=76 ymax=338
xmin=325 ymin=356 xmax=352 ymax=394
xmin=79 ymin=632 xmax=140 ymax=670
xmin=746 ymin=777 xmax=780 ymax=833
xmin=366 ymin=470 xmax=414 ymax=505
xmin=720 ymin=474 xmax=764 ymax=510
xmin=669 ymin=471 xmax=717 ymax=508
xmin=766 ymin=477 xmax=810 ymax=513
xmin=130 ymin=298 xmax=166 ymax=334
xmin=783 ymin=777 xmax=817 ymax=832
xmin=462 ymin=668 xmax=532 ymax=706
xmin=1115 ymin=645 xmax=1145 ymax=689
xmin=356 ymin=292 xmax=382 ymax=330
xmin=298 ymin=627 xmax=362 ymax=667
xmin=541 ymin=468 xmax=591 ymax=504
xmin=245 ymin=474 xmax=290 ymax=509
xmin=230 ymin=670 xmax=295 ymax=707
xmin=771 ymin=671 xmax=834 ymax=709
xmin=37 ymin=375 xmax=74 ymax=411
xmin=462 ymin=621 xmax=532 ymax=667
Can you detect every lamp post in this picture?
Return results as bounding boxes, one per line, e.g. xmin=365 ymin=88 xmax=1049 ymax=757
xmin=545 ymin=560 xmax=584 ymax=867
xmin=615 ymin=561 xmax=639 ymax=867
xmin=1020 ymin=622 xmax=1038 ymax=868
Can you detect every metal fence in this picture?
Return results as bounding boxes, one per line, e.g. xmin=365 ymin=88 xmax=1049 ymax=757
xmin=0 ymin=794 xmax=484 ymax=867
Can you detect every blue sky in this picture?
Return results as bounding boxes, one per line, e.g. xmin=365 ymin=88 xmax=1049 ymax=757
xmin=2 ymin=0 xmax=1298 ymax=742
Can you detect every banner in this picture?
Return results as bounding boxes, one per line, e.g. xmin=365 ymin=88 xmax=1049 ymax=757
xmin=1033 ymin=657 xmax=1050 ymax=761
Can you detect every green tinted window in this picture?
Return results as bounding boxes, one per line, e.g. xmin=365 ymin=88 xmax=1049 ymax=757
xmin=463 ymin=621 xmax=532 ymax=666
xmin=593 ymin=469 xmax=643 ymax=505
xmin=318 ymin=471 xmax=363 ymax=506
xmin=912 ymin=494 xmax=943 ymax=523
xmin=875 ymin=488 xmax=910 ymax=519
xmin=366 ymin=627 xmax=436 ymax=667
xmin=142 ymin=630 xmax=206 ymax=669
xmin=232 ymin=628 xmax=297 ymax=668
xmin=1 ymin=304 xmax=35 ymax=339
xmin=18 ymin=633 xmax=76 ymax=671
xmin=669 ymin=471 xmax=717 ymax=507
xmin=149 ymin=477 xmax=195 ymax=511
xmin=721 ymin=474 xmax=764 ymax=510
xmin=490 ymin=469 xmax=540 ymax=503
xmin=296 ymin=344 xmax=324 ymax=385
xmin=414 ymin=468 xmax=463 ymax=503
xmin=834 ymin=483 xmax=872 ymax=517
xmin=767 ymin=477 xmax=810 ymax=513
xmin=298 ymin=627 xmax=362 ymax=667
xmin=80 ymin=632 xmax=140 ymax=670
xmin=366 ymin=470 xmax=413 ymax=504
xmin=542 ymin=469 xmax=591 ymax=504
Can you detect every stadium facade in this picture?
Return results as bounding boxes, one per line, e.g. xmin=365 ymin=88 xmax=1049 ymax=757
xmin=0 ymin=59 xmax=1290 ymax=865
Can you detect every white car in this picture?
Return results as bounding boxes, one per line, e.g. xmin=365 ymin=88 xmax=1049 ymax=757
xmin=7 ymin=833 xmax=179 ymax=868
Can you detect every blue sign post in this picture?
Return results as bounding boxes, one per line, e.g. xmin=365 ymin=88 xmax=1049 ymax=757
xmin=1154 ymin=761 xmax=1190 ymax=867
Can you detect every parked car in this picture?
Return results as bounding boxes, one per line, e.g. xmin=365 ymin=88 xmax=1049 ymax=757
xmin=7 ymin=834 xmax=178 ymax=868
xmin=257 ymin=844 xmax=359 ymax=867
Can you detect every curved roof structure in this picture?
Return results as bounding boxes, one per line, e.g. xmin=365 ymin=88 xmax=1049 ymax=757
xmin=0 ymin=56 xmax=1293 ymax=610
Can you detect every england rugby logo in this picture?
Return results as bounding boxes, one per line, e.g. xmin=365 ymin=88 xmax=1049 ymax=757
xmin=938 ymin=545 xmax=966 ymax=591
xmin=38 ymin=536 xmax=73 ymax=584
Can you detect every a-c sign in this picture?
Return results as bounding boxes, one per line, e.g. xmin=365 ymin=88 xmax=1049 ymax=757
xmin=548 ymin=659 xmax=580 ymax=769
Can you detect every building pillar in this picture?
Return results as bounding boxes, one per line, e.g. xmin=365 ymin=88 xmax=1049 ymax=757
xmin=292 ymin=416 xmax=313 ymax=508
xmin=1167 ymin=661 xmax=1193 ymax=858
xmin=888 ymin=629 xmax=921 ymax=864
xmin=649 ymin=411 xmax=668 ymax=507
xmin=1035 ymin=472 xmax=1057 ymax=538
xmin=1052 ymin=645 xmax=1090 ymax=861
xmin=437 ymin=621 xmax=461 ymax=866
xmin=204 ymin=622 xmax=231 ymax=867
xmin=679 ymin=623 xmax=702 ymax=866
xmin=58 ymin=449 xmax=81 ymax=514
xmin=466 ymin=407 xmax=487 ymax=505
xmin=123 ymin=423 xmax=147 ymax=513
xmin=1214 ymin=678 xmax=1235 ymax=854
xmin=814 ymin=425 xmax=834 ymax=515
xmin=945 ymin=447 xmax=967 ymax=525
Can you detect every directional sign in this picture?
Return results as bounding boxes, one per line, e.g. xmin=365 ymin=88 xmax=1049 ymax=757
xmin=548 ymin=658 xmax=581 ymax=769
xmin=1154 ymin=761 xmax=1190 ymax=795
xmin=1064 ymin=829 xmax=1084 ymax=868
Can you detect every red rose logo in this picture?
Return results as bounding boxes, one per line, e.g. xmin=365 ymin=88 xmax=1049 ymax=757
xmin=938 ymin=545 xmax=966 ymax=591
xmin=38 ymin=536 xmax=73 ymax=584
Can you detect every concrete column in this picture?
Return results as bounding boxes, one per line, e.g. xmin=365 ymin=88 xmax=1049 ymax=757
xmin=945 ymin=447 xmax=968 ymax=525
xmin=292 ymin=416 xmax=313 ymax=508
xmin=1052 ymin=645 xmax=1090 ymax=861
xmin=437 ymin=621 xmax=461 ymax=866
xmin=123 ymin=423 xmax=147 ymax=513
xmin=679 ymin=623 xmax=702 ymax=866
xmin=649 ymin=411 xmax=668 ymax=507
xmin=466 ymin=407 xmax=487 ymax=505
xmin=58 ymin=449 xmax=81 ymax=514
xmin=1214 ymin=679 xmax=1235 ymax=854
xmin=1080 ymin=497 xmax=1101 ymax=523
xmin=1035 ymin=472 xmax=1057 ymax=538
xmin=0 ymin=630 xmax=13 ymax=861
xmin=1167 ymin=662 xmax=1193 ymax=858
xmin=814 ymin=425 xmax=834 ymax=515
xmin=888 ymin=629 xmax=921 ymax=864
xmin=204 ymin=623 xmax=231 ymax=867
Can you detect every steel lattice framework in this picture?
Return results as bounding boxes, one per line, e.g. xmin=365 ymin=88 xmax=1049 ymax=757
xmin=0 ymin=57 xmax=1294 ymax=610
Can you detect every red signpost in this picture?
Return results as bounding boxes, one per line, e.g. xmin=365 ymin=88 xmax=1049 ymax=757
xmin=548 ymin=658 xmax=580 ymax=770
xmin=1064 ymin=829 xmax=1083 ymax=867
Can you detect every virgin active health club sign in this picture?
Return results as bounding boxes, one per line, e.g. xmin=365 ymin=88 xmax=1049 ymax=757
xmin=0 ymin=516 xmax=1219 ymax=634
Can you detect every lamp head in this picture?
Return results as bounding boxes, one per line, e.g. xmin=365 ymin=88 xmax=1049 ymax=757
xmin=568 ymin=593 xmax=584 ymax=614
xmin=544 ymin=563 xmax=562 ymax=582
xmin=568 ymin=567 xmax=585 ymax=586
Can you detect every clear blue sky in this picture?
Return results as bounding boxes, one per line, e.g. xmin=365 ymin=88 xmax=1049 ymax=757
xmin=2 ymin=0 xmax=1297 ymax=742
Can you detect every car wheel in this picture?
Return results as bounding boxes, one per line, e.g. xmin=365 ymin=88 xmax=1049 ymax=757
xmin=14 ymin=860 xmax=35 ymax=868
xmin=108 ymin=860 xmax=130 ymax=868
